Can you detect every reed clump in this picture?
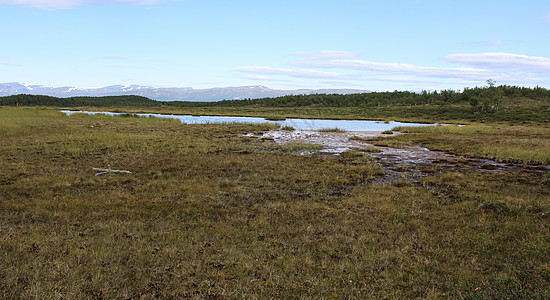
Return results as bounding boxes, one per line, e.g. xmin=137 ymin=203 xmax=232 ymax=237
xmin=318 ymin=127 xmax=345 ymax=132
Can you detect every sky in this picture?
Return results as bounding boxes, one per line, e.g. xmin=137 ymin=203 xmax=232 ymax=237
xmin=1 ymin=0 xmax=549 ymax=91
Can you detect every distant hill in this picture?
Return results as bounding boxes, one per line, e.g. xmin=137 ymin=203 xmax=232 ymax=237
xmin=0 ymin=82 xmax=370 ymax=101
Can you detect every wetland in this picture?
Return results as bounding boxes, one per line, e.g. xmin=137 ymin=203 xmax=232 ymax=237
xmin=60 ymin=110 xmax=444 ymax=131
xmin=1 ymin=88 xmax=549 ymax=298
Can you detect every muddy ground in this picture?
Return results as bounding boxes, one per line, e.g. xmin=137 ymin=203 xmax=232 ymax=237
xmin=250 ymin=129 xmax=550 ymax=184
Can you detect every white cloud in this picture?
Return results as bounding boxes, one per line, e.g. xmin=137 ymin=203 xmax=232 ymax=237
xmin=233 ymin=65 xmax=480 ymax=87
xmin=233 ymin=66 xmax=355 ymax=80
xmin=443 ymin=52 xmax=550 ymax=73
xmin=239 ymin=74 xmax=291 ymax=83
xmin=367 ymin=76 xmax=439 ymax=85
xmin=0 ymin=0 xmax=161 ymax=9
xmin=291 ymin=52 xmax=491 ymax=80
xmin=0 ymin=62 xmax=22 ymax=66
xmin=234 ymin=51 xmax=550 ymax=90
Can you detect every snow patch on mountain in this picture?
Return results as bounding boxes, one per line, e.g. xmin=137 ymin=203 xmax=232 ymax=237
xmin=0 ymin=82 xmax=370 ymax=101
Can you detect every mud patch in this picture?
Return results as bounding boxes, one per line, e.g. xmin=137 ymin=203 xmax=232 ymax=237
xmin=252 ymin=130 xmax=550 ymax=184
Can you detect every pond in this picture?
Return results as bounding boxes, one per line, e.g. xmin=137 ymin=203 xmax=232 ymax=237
xmin=60 ymin=110 xmax=442 ymax=131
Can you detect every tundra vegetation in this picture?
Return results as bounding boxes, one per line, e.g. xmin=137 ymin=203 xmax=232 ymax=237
xmin=1 ymin=84 xmax=549 ymax=298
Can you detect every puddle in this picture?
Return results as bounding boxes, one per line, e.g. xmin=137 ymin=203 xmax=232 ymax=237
xmin=255 ymin=129 xmax=550 ymax=184
xmin=257 ymin=129 xmax=391 ymax=154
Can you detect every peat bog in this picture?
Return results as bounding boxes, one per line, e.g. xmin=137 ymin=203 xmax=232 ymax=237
xmin=0 ymin=106 xmax=549 ymax=298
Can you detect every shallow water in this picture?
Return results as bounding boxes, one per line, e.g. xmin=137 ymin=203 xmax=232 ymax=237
xmin=60 ymin=110 xmax=440 ymax=131
xmin=256 ymin=130 xmax=550 ymax=184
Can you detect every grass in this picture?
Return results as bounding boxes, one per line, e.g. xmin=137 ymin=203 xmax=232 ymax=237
xmin=280 ymin=125 xmax=295 ymax=131
xmin=1 ymin=107 xmax=549 ymax=298
xmin=279 ymin=142 xmax=324 ymax=152
xmin=372 ymin=139 xmax=413 ymax=149
xmin=357 ymin=145 xmax=382 ymax=153
xmin=318 ymin=127 xmax=345 ymax=132
xmin=389 ymin=124 xmax=550 ymax=164
xmin=265 ymin=116 xmax=287 ymax=121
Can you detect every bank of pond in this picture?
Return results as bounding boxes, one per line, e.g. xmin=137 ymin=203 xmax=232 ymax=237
xmin=61 ymin=110 xmax=449 ymax=132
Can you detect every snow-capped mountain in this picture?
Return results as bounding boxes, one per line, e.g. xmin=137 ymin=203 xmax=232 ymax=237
xmin=0 ymin=82 xmax=370 ymax=101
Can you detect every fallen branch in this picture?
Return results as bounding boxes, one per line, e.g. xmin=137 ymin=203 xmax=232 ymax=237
xmin=93 ymin=165 xmax=132 ymax=176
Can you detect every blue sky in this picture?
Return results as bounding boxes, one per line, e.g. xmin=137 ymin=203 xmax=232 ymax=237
xmin=1 ymin=0 xmax=549 ymax=91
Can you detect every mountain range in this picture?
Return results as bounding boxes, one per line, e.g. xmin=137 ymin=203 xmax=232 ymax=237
xmin=0 ymin=82 xmax=370 ymax=101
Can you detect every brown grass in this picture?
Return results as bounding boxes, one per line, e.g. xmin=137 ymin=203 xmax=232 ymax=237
xmin=391 ymin=124 xmax=550 ymax=164
xmin=0 ymin=107 xmax=548 ymax=298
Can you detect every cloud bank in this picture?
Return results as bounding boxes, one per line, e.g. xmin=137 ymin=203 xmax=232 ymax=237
xmin=0 ymin=62 xmax=22 ymax=66
xmin=292 ymin=56 xmax=490 ymax=79
xmin=235 ymin=51 xmax=550 ymax=90
xmin=0 ymin=0 xmax=161 ymax=9
xmin=444 ymin=53 xmax=550 ymax=73
xmin=233 ymin=66 xmax=355 ymax=80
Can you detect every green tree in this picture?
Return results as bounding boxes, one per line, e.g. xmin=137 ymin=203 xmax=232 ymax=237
xmin=482 ymin=79 xmax=503 ymax=112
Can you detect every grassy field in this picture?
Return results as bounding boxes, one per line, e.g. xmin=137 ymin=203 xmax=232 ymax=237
xmin=386 ymin=124 xmax=550 ymax=164
xmin=1 ymin=107 xmax=549 ymax=298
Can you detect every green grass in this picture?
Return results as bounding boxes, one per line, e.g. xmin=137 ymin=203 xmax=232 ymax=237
xmin=0 ymin=107 xmax=549 ymax=298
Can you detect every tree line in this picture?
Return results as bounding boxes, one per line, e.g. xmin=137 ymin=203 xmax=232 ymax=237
xmin=1 ymin=84 xmax=549 ymax=113
xmin=199 ymin=84 xmax=550 ymax=110
xmin=0 ymin=94 xmax=157 ymax=107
